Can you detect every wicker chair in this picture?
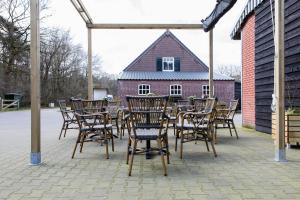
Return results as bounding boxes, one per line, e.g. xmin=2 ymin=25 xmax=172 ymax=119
xmin=106 ymin=101 xmax=121 ymax=138
xmin=215 ymin=100 xmax=239 ymax=141
xmin=57 ymin=100 xmax=78 ymax=140
xmin=175 ymin=98 xmax=217 ymax=159
xmin=192 ymin=98 xmax=206 ymax=112
xmin=82 ymin=99 xmax=106 ymax=113
xmin=72 ymin=112 xmax=114 ymax=159
xmin=126 ymin=95 xmax=170 ymax=176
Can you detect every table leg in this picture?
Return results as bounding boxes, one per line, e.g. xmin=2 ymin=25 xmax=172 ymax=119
xmin=146 ymin=140 xmax=151 ymax=159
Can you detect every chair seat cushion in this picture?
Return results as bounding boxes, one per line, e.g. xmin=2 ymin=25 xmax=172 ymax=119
xmin=93 ymin=124 xmax=113 ymax=129
xmin=131 ymin=129 xmax=166 ymax=140
xmin=176 ymin=123 xmax=194 ymax=129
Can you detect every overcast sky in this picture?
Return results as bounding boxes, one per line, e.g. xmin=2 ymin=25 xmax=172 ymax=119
xmin=44 ymin=0 xmax=248 ymax=74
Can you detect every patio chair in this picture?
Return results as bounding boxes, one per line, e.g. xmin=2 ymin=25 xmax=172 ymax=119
xmin=192 ymin=98 xmax=206 ymax=112
xmin=71 ymin=99 xmax=85 ymax=114
xmin=126 ymin=95 xmax=170 ymax=176
xmin=166 ymin=103 xmax=179 ymax=136
xmin=120 ymin=108 xmax=131 ymax=139
xmin=215 ymin=100 xmax=239 ymax=141
xmin=82 ymin=99 xmax=106 ymax=113
xmin=106 ymin=101 xmax=121 ymax=138
xmin=72 ymin=112 xmax=114 ymax=159
xmin=175 ymin=98 xmax=217 ymax=159
xmin=57 ymin=100 xmax=78 ymax=140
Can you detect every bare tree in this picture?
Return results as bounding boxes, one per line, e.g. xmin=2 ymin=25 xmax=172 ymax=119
xmin=0 ymin=0 xmax=48 ymax=98
xmin=216 ymin=65 xmax=241 ymax=81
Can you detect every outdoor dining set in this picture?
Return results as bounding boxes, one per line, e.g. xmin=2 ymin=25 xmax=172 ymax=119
xmin=58 ymin=96 xmax=239 ymax=176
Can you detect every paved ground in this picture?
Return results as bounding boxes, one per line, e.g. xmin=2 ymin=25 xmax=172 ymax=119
xmin=1 ymin=109 xmax=300 ymax=200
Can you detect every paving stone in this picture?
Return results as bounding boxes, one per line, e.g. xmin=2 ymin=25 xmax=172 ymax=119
xmin=1 ymin=110 xmax=300 ymax=199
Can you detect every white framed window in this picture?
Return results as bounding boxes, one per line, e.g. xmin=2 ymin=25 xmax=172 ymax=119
xmin=162 ymin=57 xmax=174 ymax=71
xmin=170 ymin=84 xmax=182 ymax=96
xmin=202 ymin=85 xmax=210 ymax=97
xmin=138 ymin=84 xmax=150 ymax=95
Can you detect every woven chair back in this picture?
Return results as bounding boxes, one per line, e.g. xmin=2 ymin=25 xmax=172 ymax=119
xmin=126 ymin=96 xmax=169 ymax=135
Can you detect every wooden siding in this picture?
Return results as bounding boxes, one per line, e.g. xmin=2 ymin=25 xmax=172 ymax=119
xmin=235 ymin=82 xmax=241 ymax=111
xmin=255 ymin=0 xmax=300 ymax=133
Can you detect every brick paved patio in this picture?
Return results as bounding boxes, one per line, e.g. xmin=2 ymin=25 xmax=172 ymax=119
xmin=1 ymin=109 xmax=300 ymax=200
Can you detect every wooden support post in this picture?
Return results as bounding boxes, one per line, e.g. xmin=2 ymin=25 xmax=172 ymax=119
xmin=274 ymin=0 xmax=286 ymax=161
xmin=87 ymin=28 xmax=93 ymax=100
xmin=209 ymin=29 xmax=214 ymax=98
xmin=88 ymin=23 xmax=203 ymax=29
xmin=30 ymin=0 xmax=41 ymax=165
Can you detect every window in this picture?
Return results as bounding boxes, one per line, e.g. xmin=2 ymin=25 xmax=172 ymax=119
xmin=170 ymin=84 xmax=182 ymax=96
xmin=202 ymin=85 xmax=210 ymax=97
xmin=162 ymin=57 xmax=174 ymax=71
xmin=138 ymin=84 xmax=150 ymax=95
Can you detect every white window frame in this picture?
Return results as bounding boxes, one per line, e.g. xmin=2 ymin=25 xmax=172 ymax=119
xmin=138 ymin=84 xmax=151 ymax=95
xmin=170 ymin=84 xmax=182 ymax=96
xmin=162 ymin=57 xmax=175 ymax=71
xmin=202 ymin=85 xmax=210 ymax=97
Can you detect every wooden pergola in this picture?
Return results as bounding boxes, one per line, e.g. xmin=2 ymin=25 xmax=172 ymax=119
xmin=29 ymin=0 xmax=286 ymax=165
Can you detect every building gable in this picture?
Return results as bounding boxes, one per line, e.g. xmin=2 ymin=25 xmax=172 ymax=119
xmin=124 ymin=31 xmax=209 ymax=72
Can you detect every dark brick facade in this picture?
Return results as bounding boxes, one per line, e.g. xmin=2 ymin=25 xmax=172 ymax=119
xmin=118 ymin=31 xmax=235 ymax=106
xmin=124 ymin=31 xmax=208 ymax=72
xmin=118 ymin=80 xmax=234 ymax=106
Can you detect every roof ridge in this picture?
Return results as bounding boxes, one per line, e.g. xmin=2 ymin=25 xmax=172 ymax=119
xmin=123 ymin=30 xmax=209 ymax=72
xmin=166 ymin=31 xmax=209 ymax=71
xmin=123 ymin=31 xmax=169 ymax=71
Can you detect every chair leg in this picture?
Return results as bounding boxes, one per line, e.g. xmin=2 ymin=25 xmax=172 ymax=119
xmin=79 ymin=135 xmax=86 ymax=153
xmin=128 ymin=140 xmax=137 ymax=176
xmin=126 ymin=138 xmax=131 ymax=164
xmin=165 ymin=135 xmax=170 ymax=164
xmin=214 ymin=124 xmax=218 ymax=144
xmin=228 ymin=122 xmax=233 ymax=136
xmin=111 ymin=128 xmax=115 ymax=152
xmin=180 ymin=132 xmax=184 ymax=159
xmin=104 ymin=130 xmax=109 ymax=159
xmin=210 ymin=138 xmax=217 ymax=157
xmin=232 ymin=121 xmax=239 ymax=139
xmin=71 ymin=131 xmax=81 ymax=159
xmin=173 ymin=123 xmax=176 ymax=136
xmin=157 ymin=139 xmax=167 ymax=176
xmin=59 ymin=122 xmax=65 ymax=140
xmin=205 ymin=137 xmax=210 ymax=152
xmin=116 ymin=120 xmax=120 ymax=139
xmin=64 ymin=123 xmax=69 ymax=138
xmin=175 ymin=129 xmax=179 ymax=152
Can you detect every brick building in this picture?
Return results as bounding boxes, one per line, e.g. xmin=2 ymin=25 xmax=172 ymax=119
xmin=231 ymin=0 xmax=300 ymax=133
xmin=118 ymin=31 xmax=234 ymax=105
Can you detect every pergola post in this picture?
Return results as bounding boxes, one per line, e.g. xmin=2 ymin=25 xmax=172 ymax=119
xmin=30 ymin=0 xmax=41 ymax=165
xmin=87 ymin=28 xmax=93 ymax=100
xmin=209 ymin=29 xmax=214 ymax=98
xmin=274 ymin=0 xmax=286 ymax=161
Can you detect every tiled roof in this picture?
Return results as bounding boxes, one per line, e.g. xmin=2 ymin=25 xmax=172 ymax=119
xmin=231 ymin=0 xmax=264 ymax=40
xmin=118 ymin=71 xmax=234 ymax=81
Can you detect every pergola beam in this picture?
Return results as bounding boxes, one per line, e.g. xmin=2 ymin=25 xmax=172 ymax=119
xmin=87 ymin=23 xmax=203 ymax=30
xmin=70 ymin=0 xmax=93 ymax=24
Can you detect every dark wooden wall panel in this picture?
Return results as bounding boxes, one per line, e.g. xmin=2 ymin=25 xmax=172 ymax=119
xmin=255 ymin=0 xmax=300 ymax=134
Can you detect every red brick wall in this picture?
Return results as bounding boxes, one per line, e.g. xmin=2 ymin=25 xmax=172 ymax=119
xmin=118 ymin=80 xmax=234 ymax=106
xmin=125 ymin=33 xmax=208 ymax=72
xmin=241 ymin=14 xmax=256 ymax=128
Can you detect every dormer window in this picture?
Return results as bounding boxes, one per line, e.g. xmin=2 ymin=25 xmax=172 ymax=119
xmin=162 ymin=57 xmax=174 ymax=71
